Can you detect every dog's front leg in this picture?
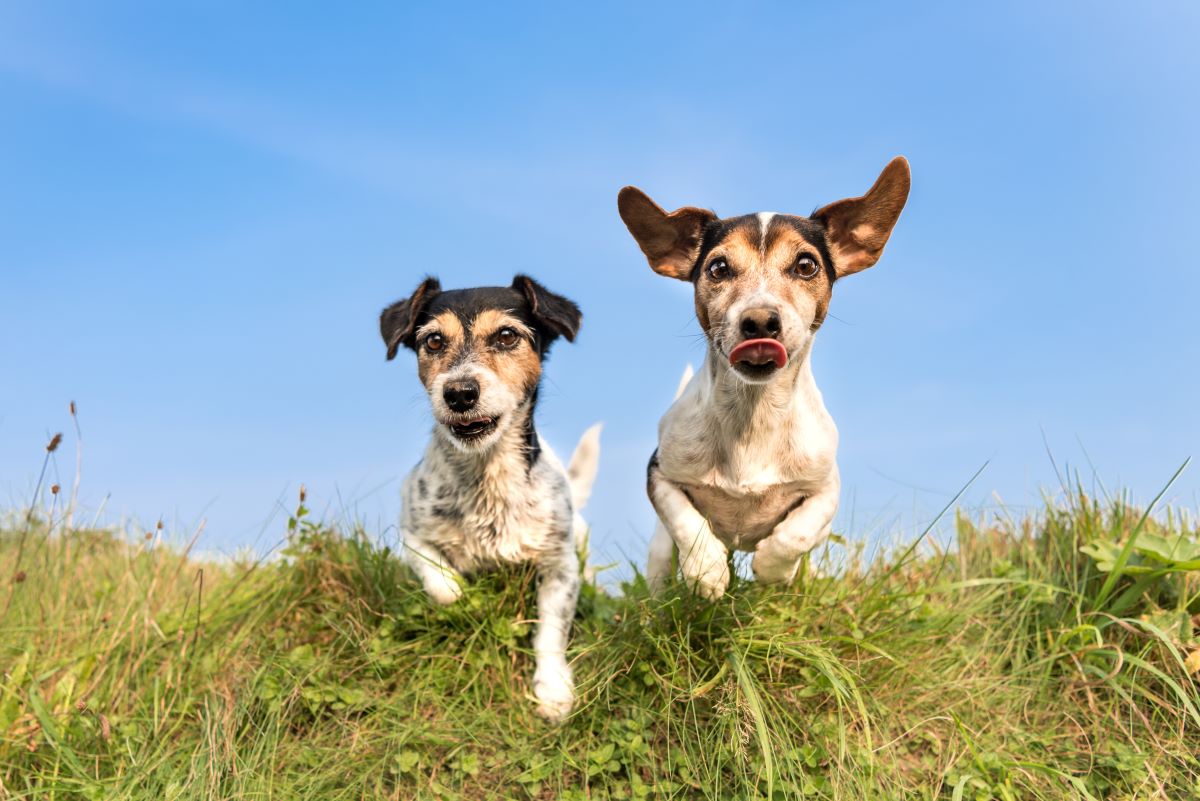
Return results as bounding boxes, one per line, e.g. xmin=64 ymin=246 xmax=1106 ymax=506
xmin=648 ymin=466 xmax=730 ymax=600
xmin=532 ymin=542 xmax=579 ymax=722
xmin=752 ymin=467 xmax=840 ymax=585
xmin=402 ymin=531 xmax=464 ymax=606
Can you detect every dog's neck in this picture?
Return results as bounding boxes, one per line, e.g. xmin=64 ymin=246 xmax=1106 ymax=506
xmin=701 ymin=338 xmax=823 ymax=433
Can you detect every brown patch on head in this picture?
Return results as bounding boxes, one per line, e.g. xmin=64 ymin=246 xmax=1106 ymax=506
xmin=692 ymin=219 xmax=759 ymax=332
xmin=414 ymin=311 xmax=465 ymax=386
xmin=764 ymin=219 xmax=835 ymax=329
xmin=468 ymin=309 xmax=542 ymax=397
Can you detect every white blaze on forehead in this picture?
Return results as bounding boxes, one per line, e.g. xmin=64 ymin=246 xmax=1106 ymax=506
xmin=757 ymin=212 xmax=777 ymax=258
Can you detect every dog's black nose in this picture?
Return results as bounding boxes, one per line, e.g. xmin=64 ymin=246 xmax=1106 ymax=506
xmin=740 ymin=308 xmax=782 ymax=340
xmin=443 ymin=379 xmax=480 ymax=413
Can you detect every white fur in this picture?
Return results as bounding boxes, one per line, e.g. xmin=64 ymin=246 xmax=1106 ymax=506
xmin=756 ymin=212 xmax=776 ymax=257
xmin=567 ymin=422 xmax=603 ymax=582
xmin=648 ymin=336 xmax=839 ymax=597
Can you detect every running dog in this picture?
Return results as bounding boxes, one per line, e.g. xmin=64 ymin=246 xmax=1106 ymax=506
xmin=380 ymin=275 xmax=600 ymax=721
xmin=618 ymin=158 xmax=910 ymax=599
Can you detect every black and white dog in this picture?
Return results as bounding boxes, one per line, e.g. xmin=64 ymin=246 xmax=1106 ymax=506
xmin=380 ymin=275 xmax=600 ymax=721
xmin=618 ymin=158 xmax=910 ymax=599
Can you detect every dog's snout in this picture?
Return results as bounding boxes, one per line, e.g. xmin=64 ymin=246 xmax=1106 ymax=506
xmin=740 ymin=308 xmax=782 ymax=340
xmin=443 ymin=379 xmax=480 ymax=413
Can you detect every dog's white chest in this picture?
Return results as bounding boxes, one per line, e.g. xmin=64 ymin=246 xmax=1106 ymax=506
xmin=656 ymin=359 xmax=838 ymax=549
xmin=403 ymin=439 xmax=572 ymax=574
xmin=427 ymin=504 xmax=554 ymax=570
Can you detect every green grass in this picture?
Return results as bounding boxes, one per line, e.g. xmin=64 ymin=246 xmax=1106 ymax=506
xmin=1 ymin=488 xmax=1198 ymax=800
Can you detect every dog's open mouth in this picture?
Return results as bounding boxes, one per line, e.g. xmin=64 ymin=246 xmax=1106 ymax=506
xmin=729 ymin=338 xmax=788 ymax=376
xmin=448 ymin=417 xmax=498 ymax=440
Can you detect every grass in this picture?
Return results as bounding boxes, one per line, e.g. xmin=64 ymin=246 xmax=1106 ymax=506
xmin=1 ymin=484 xmax=1199 ymax=800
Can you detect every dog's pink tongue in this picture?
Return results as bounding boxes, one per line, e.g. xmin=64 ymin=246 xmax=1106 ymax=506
xmin=729 ymin=338 xmax=788 ymax=368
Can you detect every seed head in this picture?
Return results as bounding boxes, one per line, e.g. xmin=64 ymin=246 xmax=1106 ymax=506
xmin=51 ymin=484 xmax=60 ymax=495
xmin=47 ymin=433 xmax=63 ymax=452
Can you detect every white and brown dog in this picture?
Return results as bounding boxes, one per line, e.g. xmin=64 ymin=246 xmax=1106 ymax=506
xmin=380 ymin=275 xmax=600 ymax=721
xmin=618 ymin=158 xmax=911 ymax=599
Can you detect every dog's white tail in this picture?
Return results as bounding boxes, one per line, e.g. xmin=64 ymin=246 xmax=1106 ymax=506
xmin=567 ymin=422 xmax=602 ymax=512
xmin=675 ymin=363 xmax=695 ymax=400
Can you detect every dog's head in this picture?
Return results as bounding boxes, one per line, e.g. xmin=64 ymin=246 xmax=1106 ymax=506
xmin=380 ymin=275 xmax=581 ymax=452
xmin=618 ymin=157 xmax=910 ymax=384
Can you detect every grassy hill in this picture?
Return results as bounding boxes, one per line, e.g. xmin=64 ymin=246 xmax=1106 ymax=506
xmin=1 ymin=489 xmax=1198 ymax=800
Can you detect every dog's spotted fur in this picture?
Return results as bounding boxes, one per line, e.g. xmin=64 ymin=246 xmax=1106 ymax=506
xmin=380 ymin=275 xmax=597 ymax=721
xmin=619 ymin=157 xmax=911 ymax=599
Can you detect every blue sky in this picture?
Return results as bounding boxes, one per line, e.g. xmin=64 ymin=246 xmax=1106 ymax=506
xmin=1 ymin=2 xmax=1197 ymax=567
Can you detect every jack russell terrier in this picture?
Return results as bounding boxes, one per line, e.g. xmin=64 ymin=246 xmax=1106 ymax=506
xmin=618 ymin=157 xmax=910 ymax=599
xmin=380 ymin=275 xmax=600 ymax=721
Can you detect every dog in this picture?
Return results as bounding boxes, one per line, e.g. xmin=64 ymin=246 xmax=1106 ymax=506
xmin=618 ymin=157 xmax=911 ymax=599
xmin=379 ymin=274 xmax=600 ymax=721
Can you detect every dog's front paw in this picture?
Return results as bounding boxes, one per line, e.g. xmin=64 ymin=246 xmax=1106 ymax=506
xmin=751 ymin=538 xmax=800 ymax=585
xmin=533 ymin=658 xmax=575 ymax=723
xmin=423 ymin=570 xmax=464 ymax=606
xmin=679 ymin=541 xmax=730 ymax=600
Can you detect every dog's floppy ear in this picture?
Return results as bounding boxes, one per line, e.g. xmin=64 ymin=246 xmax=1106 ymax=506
xmin=617 ymin=186 xmax=716 ymax=281
xmin=512 ymin=274 xmax=582 ymax=348
xmin=380 ymin=276 xmax=441 ymax=360
xmin=813 ymin=157 xmax=910 ymax=278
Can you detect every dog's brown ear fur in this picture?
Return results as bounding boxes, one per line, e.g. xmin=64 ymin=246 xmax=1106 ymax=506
xmin=512 ymin=274 xmax=582 ymax=347
xmin=813 ymin=157 xmax=911 ymax=277
xmin=618 ymin=186 xmax=716 ymax=281
xmin=380 ymin=276 xmax=441 ymax=360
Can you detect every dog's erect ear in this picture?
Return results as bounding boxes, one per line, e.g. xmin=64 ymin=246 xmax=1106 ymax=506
xmin=813 ymin=157 xmax=911 ymax=278
xmin=512 ymin=274 xmax=582 ymax=348
xmin=380 ymin=276 xmax=441 ymax=360
xmin=617 ymin=186 xmax=716 ymax=281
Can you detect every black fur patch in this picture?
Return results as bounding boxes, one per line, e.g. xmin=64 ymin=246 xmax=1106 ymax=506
xmin=646 ymin=449 xmax=660 ymax=498
xmin=431 ymin=504 xmax=460 ymax=521
xmin=521 ymin=400 xmax=542 ymax=472
xmin=422 ymin=286 xmax=530 ymax=328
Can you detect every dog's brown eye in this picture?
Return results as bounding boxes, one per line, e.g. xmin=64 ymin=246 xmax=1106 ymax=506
xmin=791 ymin=255 xmax=820 ymax=280
xmin=495 ymin=327 xmax=520 ymax=349
xmin=706 ymin=258 xmax=731 ymax=281
xmin=424 ymin=333 xmax=445 ymax=352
